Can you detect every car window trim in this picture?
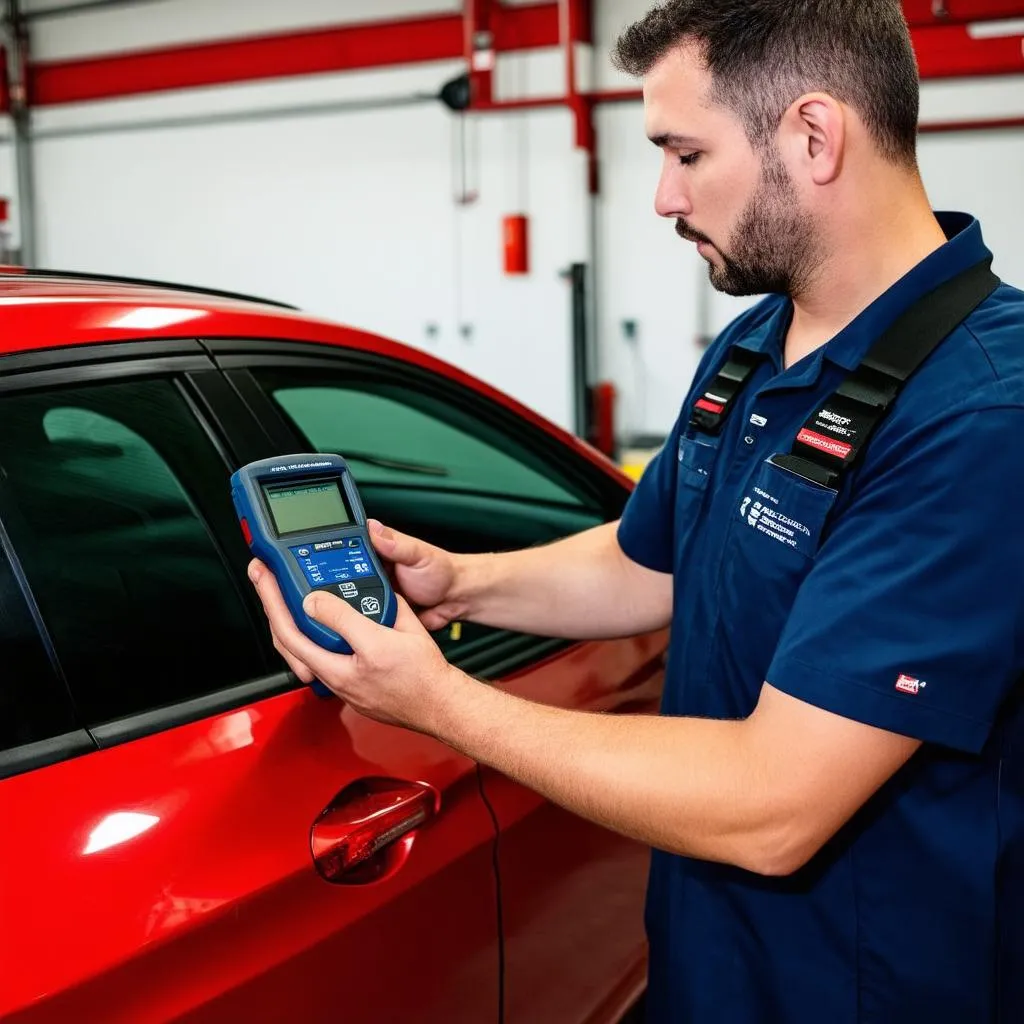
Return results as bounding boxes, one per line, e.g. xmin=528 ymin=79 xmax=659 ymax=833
xmin=0 ymin=338 xmax=212 ymax=390
xmin=456 ymin=634 xmax=576 ymax=680
xmin=0 ymin=729 xmax=97 ymax=781
xmin=89 ymin=671 xmax=299 ymax=751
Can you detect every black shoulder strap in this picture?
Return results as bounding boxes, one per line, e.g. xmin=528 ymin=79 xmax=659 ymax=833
xmin=689 ymin=346 xmax=763 ymax=435
xmin=772 ymin=258 xmax=1001 ymax=489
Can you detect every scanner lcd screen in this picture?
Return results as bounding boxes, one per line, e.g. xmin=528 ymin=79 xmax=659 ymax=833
xmin=262 ymin=478 xmax=352 ymax=536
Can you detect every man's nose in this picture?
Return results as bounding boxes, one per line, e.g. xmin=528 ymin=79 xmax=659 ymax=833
xmin=654 ymin=162 xmax=693 ymax=219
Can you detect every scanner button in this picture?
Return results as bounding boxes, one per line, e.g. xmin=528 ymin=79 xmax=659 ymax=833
xmin=240 ymin=518 xmax=253 ymax=545
xmin=339 ymin=584 xmax=384 ymax=619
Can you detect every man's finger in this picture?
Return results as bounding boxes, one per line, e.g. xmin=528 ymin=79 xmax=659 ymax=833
xmin=302 ymin=589 xmax=384 ymax=653
xmin=250 ymin=560 xmax=347 ymax=672
xmin=368 ymin=519 xmax=431 ymax=569
xmin=271 ymin=630 xmax=317 ymax=684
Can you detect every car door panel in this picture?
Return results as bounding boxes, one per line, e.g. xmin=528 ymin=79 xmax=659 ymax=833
xmin=0 ymin=689 xmax=500 ymax=1024
xmin=484 ymin=634 xmax=667 ymax=1024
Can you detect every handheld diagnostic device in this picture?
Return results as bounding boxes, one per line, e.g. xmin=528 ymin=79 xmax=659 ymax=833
xmin=231 ymin=454 xmax=397 ymax=696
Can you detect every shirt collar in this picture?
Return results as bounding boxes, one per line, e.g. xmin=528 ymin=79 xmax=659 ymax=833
xmin=733 ymin=212 xmax=991 ymax=374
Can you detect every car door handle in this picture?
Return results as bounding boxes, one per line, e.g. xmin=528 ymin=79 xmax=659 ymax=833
xmin=310 ymin=777 xmax=440 ymax=885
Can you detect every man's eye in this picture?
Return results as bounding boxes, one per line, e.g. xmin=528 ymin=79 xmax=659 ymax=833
xmin=678 ymin=153 xmax=700 ymax=167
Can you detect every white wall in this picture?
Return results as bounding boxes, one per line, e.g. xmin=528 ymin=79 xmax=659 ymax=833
xmin=16 ymin=0 xmax=586 ymax=429
xmin=6 ymin=0 xmax=1024 ymax=438
xmin=593 ymin=85 xmax=1024 ymax=436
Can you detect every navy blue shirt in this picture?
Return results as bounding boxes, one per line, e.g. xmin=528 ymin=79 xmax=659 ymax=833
xmin=619 ymin=213 xmax=1024 ymax=1024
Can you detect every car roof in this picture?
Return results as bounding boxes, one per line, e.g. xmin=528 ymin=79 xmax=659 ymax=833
xmin=0 ymin=266 xmax=426 ymax=361
xmin=0 ymin=267 xmax=626 ymax=481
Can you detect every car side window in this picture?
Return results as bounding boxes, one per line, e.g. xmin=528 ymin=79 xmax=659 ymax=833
xmin=0 ymin=537 xmax=79 ymax=754
xmin=250 ymin=369 xmax=612 ymax=673
xmin=270 ymin=385 xmax=585 ymax=504
xmin=0 ymin=379 xmax=266 ymax=726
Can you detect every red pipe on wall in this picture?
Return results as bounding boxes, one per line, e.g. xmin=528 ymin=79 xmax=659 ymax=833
xmin=3 ymin=3 xmax=1019 ymax=114
xmin=464 ymin=0 xmax=494 ymax=106
xmin=22 ymin=4 xmax=569 ymax=109
xmin=561 ymin=0 xmax=598 ymax=194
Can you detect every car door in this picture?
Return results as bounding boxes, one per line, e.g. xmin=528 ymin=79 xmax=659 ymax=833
xmin=0 ymin=341 xmax=500 ymax=1024
xmin=216 ymin=339 xmax=668 ymax=1024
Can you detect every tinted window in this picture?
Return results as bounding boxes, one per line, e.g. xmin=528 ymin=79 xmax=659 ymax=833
xmin=270 ymin=384 xmax=585 ymax=504
xmin=0 ymin=379 xmax=265 ymax=725
xmin=0 ymin=532 xmax=78 ymax=752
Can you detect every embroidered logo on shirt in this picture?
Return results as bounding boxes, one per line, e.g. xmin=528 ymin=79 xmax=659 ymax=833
xmin=749 ymin=413 xmax=768 ymax=428
xmin=739 ymin=488 xmax=811 ymax=549
xmin=894 ymin=673 xmax=927 ymax=695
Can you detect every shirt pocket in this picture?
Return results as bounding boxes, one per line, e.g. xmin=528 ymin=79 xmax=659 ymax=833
xmin=678 ymin=435 xmax=718 ymax=490
xmin=719 ymin=455 xmax=838 ymax=666
xmin=674 ymin=436 xmax=719 ymax=557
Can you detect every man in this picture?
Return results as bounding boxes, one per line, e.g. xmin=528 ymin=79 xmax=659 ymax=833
xmin=250 ymin=1 xmax=1024 ymax=1020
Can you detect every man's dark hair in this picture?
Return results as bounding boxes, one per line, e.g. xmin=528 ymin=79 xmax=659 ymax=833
xmin=613 ymin=0 xmax=920 ymax=167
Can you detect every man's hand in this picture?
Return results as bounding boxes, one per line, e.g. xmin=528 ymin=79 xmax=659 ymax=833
xmin=366 ymin=520 xmax=466 ymax=631
xmin=248 ymin=558 xmax=462 ymax=732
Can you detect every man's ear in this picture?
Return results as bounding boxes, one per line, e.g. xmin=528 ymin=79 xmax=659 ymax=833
xmin=780 ymin=92 xmax=846 ymax=186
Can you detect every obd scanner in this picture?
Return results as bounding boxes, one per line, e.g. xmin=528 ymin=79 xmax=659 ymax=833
xmin=231 ymin=454 xmax=397 ymax=697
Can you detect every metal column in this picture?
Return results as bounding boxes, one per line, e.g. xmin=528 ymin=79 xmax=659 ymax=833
xmin=2 ymin=0 xmax=35 ymax=265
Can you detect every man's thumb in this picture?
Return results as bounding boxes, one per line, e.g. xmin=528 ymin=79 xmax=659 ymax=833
xmin=302 ymin=590 xmax=379 ymax=651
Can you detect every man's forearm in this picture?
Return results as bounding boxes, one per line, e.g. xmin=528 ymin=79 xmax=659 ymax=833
xmin=449 ymin=522 xmax=673 ymax=640
xmin=429 ymin=667 xmax=791 ymax=875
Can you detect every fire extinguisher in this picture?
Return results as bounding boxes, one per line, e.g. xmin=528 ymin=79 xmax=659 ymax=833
xmin=503 ymin=214 xmax=529 ymax=275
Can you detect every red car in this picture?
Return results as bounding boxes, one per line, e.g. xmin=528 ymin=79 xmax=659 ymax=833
xmin=0 ymin=268 xmax=666 ymax=1024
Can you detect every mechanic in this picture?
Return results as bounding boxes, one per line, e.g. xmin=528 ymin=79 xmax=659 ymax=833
xmin=248 ymin=1 xmax=1024 ymax=1021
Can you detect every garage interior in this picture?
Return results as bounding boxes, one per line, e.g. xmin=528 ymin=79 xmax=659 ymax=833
xmin=1 ymin=4 xmax=1023 ymax=1024
xmin=1 ymin=0 xmax=1021 ymax=468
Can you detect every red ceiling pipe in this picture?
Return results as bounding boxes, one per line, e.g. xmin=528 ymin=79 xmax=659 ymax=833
xmin=25 ymin=3 xmax=1017 ymax=109
xmin=29 ymin=5 xmax=564 ymax=106
xmin=902 ymin=0 xmax=1024 ymax=26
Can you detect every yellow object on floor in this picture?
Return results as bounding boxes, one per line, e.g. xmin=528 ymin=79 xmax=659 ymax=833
xmin=619 ymin=446 xmax=661 ymax=482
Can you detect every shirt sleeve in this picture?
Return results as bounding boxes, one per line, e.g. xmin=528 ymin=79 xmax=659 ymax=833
xmin=617 ymin=419 xmax=682 ymax=574
xmin=768 ymin=404 xmax=1024 ymax=754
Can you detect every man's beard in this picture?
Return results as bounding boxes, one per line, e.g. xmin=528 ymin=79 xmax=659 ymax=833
xmin=676 ymin=151 xmax=819 ymax=298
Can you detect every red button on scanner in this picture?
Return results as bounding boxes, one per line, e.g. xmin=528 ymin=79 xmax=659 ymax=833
xmin=240 ymin=517 xmax=253 ymax=545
